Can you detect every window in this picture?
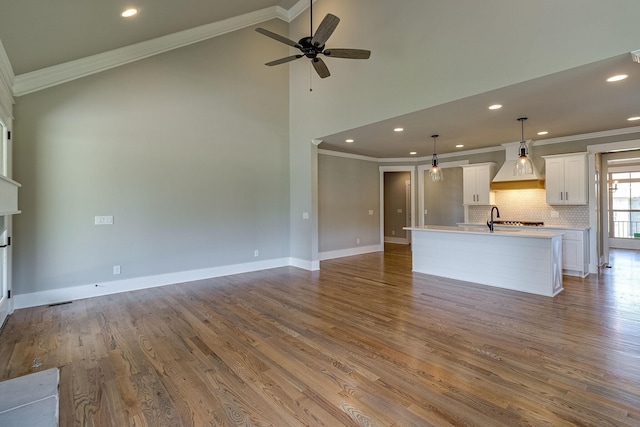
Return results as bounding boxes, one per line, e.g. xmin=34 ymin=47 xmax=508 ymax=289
xmin=609 ymin=171 xmax=640 ymax=238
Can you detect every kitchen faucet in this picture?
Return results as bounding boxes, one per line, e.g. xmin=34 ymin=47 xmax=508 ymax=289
xmin=487 ymin=206 xmax=500 ymax=232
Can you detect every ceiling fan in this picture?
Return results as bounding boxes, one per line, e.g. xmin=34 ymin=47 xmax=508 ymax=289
xmin=255 ymin=0 xmax=371 ymax=79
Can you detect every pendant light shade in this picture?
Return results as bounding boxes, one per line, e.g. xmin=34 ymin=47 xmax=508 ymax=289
xmin=514 ymin=117 xmax=533 ymax=176
xmin=429 ymin=134 xmax=443 ymax=182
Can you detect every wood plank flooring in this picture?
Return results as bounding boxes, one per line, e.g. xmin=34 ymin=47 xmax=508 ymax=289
xmin=1 ymin=244 xmax=640 ymax=426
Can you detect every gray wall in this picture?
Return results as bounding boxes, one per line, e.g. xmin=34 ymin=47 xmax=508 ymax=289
xmin=318 ymin=154 xmax=379 ymax=252
xmin=424 ymin=167 xmax=464 ymax=226
xmin=384 ymin=172 xmax=410 ymax=239
xmin=13 ymin=22 xmax=291 ymax=294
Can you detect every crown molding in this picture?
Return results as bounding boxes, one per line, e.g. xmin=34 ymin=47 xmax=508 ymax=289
xmin=288 ymin=0 xmax=313 ymax=21
xmin=13 ymin=5 xmax=292 ymax=96
xmin=0 ymin=40 xmax=15 ymax=116
xmin=534 ymin=125 xmax=640 ymax=146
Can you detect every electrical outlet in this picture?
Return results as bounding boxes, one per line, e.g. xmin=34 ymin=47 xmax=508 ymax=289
xmin=550 ymin=210 xmax=560 ymax=218
xmin=356 ymin=238 xmax=360 ymax=245
xmin=368 ymin=210 xmax=374 ymax=215
xmin=424 ymin=209 xmax=428 ymax=215
xmin=392 ymin=230 xmax=396 ymax=235
xmin=113 ymin=265 xmax=121 ymax=275
xmin=302 ymin=212 xmax=309 ymax=219
xmin=397 ymin=208 xmax=403 ymax=214
xmin=254 ymin=250 xmax=259 ymax=257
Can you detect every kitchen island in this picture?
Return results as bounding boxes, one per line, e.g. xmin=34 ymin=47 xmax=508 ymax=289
xmin=404 ymin=226 xmax=564 ymax=297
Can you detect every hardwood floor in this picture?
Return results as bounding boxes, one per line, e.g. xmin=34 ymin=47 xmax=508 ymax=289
xmin=1 ymin=245 xmax=640 ymax=426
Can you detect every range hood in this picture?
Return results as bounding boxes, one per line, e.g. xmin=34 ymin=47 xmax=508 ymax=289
xmin=491 ymin=141 xmax=545 ymax=190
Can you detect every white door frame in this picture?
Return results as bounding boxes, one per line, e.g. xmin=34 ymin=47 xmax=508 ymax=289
xmin=587 ymin=138 xmax=640 ymax=273
xmin=379 ymin=166 xmax=416 ymax=249
xmin=0 ymin=120 xmax=10 ymax=329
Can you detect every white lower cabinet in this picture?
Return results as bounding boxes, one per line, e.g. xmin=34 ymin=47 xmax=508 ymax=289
xmin=559 ymin=229 xmax=589 ymax=277
xmin=458 ymin=224 xmax=589 ymax=277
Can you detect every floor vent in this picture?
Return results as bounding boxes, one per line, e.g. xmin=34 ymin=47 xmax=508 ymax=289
xmin=48 ymin=301 xmax=72 ymax=307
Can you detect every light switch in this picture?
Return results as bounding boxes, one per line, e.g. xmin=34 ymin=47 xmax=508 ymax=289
xmin=95 ymin=216 xmax=114 ymax=225
xmin=302 ymin=212 xmax=309 ymax=219
xmin=368 ymin=210 xmax=374 ymax=215
xmin=397 ymin=209 xmax=403 ymax=213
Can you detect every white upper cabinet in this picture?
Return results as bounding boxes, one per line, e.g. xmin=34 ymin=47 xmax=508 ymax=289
xmin=543 ymin=153 xmax=588 ymax=205
xmin=461 ymin=163 xmax=496 ymax=205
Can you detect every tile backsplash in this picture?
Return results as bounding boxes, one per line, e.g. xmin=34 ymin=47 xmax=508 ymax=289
xmin=468 ymin=189 xmax=589 ymax=227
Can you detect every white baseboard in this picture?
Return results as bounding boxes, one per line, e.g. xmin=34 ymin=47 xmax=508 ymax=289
xmin=13 ymin=257 xmax=292 ymax=310
xmin=319 ymin=244 xmax=382 ymax=261
xmin=609 ymin=238 xmax=640 ymax=250
xmin=384 ymin=237 xmax=409 ymax=244
xmin=289 ymin=257 xmax=320 ymax=271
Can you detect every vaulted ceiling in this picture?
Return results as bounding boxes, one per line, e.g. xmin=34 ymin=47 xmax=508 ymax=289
xmin=1 ymin=1 xmax=639 ymax=158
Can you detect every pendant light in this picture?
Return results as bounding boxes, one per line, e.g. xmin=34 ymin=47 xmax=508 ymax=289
xmin=514 ymin=117 xmax=533 ymax=176
xmin=429 ymin=134 xmax=443 ymax=182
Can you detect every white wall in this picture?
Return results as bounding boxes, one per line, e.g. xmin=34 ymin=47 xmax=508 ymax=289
xmin=13 ymin=22 xmax=291 ymax=295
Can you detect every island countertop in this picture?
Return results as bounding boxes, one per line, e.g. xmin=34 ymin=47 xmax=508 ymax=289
xmin=404 ymin=225 xmax=563 ymax=239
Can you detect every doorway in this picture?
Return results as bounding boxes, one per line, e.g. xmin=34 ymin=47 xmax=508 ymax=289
xmin=588 ymin=139 xmax=640 ymax=272
xmin=379 ymin=166 xmax=416 ymax=249
xmin=604 ymin=153 xmax=640 ymax=251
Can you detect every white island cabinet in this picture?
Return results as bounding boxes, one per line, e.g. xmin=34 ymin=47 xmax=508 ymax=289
xmin=404 ymin=226 xmax=564 ymax=297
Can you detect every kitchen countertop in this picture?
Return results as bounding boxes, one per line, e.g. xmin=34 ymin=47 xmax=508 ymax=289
xmin=457 ymin=223 xmax=590 ymax=231
xmin=405 ymin=225 xmax=562 ymax=239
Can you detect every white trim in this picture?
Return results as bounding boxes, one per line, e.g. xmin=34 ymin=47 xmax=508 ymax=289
xmin=12 ymin=6 xmax=292 ymax=96
xmin=289 ymin=257 xmax=319 ymax=271
xmin=609 ymin=238 xmax=640 ymax=250
xmin=319 ymin=244 xmax=382 ymax=261
xmin=318 ymin=145 xmax=503 ymax=163
xmin=586 ymin=138 xmax=640 ymax=274
xmin=13 ymin=257 xmax=293 ymax=309
xmin=384 ymin=237 xmax=409 ymax=244
xmin=536 ymin=126 xmax=640 ymax=146
xmin=318 ymin=149 xmax=384 ymax=162
xmin=288 ymin=0 xmax=313 ymax=21
xmin=0 ymin=40 xmax=14 ymax=116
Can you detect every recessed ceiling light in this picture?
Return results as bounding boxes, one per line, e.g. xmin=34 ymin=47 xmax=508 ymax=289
xmin=345 ymin=139 xmax=354 ymax=143
xmin=537 ymin=131 xmax=549 ymax=136
xmin=628 ymin=116 xmax=640 ymax=121
xmin=409 ymin=151 xmax=417 ymax=155
xmin=456 ymin=144 xmax=464 ymax=148
xmin=121 ymin=8 xmax=139 ymax=17
xmin=607 ymin=74 xmax=628 ymax=82
xmin=394 ymin=127 xmax=404 ymax=132
xmin=488 ymin=104 xmax=502 ymax=110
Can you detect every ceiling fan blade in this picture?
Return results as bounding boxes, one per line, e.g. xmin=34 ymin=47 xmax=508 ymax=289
xmin=323 ymin=48 xmax=371 ymax=59
xmin=312 ymin=58 xmax=330 ymax=79
xmin=265 ymin=55 xmax=303 ymax=66
xmin=256 ymin=28 xmax=301 ymax=49
xmin=311 ymin=14 xmax=340 ymax=48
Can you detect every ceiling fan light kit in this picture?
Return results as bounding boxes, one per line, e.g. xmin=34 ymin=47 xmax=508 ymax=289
xmin=255 ymin=0 xmax=371 ymax=79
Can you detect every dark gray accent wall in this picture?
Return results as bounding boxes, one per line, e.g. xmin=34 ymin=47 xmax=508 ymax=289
xmin=384 ymin=172 xmax=410 ymax=239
